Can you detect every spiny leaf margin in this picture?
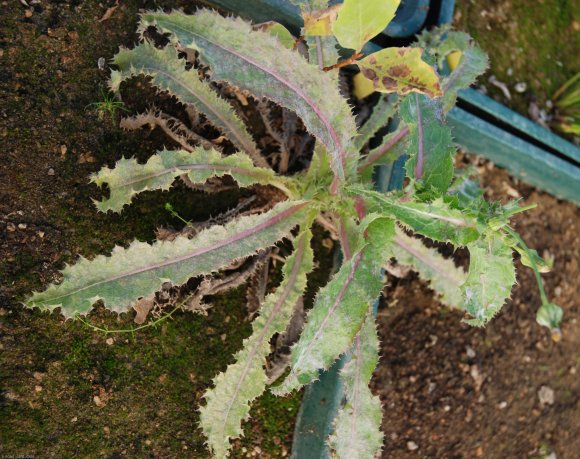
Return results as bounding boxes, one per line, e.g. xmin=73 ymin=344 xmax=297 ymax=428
xmin=200 ymin=230 xmax=314 ymax=458
xmin=91 ymin=148 xmax=295 ymax=213
xmin=26 ymin=200 xmax=311 ymax=317
xmin=138 ymin=9 xmax=358 ymax=179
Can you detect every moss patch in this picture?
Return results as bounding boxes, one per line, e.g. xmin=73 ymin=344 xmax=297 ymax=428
xmin=455 ymin=0 xmax=580 ymax=116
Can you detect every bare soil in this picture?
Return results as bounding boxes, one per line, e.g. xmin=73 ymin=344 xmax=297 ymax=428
xmin=375 ymin=157 xmax=580 ymax=459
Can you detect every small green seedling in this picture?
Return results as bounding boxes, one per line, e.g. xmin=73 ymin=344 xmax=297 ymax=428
xmin=86 ymin=89 xmax=128 ymax=121
xmin=551 ymin=72 xmax=580 ymax=136
xmin=27 ymin=1 xmax=562 ymax=457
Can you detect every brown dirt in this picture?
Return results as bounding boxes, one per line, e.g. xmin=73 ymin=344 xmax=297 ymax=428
xmin=374 ymin=157 xmax=580 ymax=459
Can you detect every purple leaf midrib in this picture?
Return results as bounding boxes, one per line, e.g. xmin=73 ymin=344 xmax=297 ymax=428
xmin=143 ymin=65 xmax=260 ymax=161
xmin=158 ymin=18 xmax=348 ymax=178
xmin=394 ymin=233 xmax=463 ymax=284
xmin=413 ymin=93 xmax=424 ymax=180
xmin=219 ymin=235 xmax=308 ymax=428
xmin=294 ymin=250 xmax=364 ymax=370
xmin=112 ymin=163 xmax=263 ymax=188
xmin=47 ymin=202 xmax=308 ymax=303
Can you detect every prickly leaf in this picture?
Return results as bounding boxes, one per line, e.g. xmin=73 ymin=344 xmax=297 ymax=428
xmin=354 ymin=188 xmax=480 ymax=245
xmin=392 ymin=228 xmax=465 ymax=308
xmin=400 ymin=93 xmax=454 ymax=199
xmin=110 ymin=42 xmax=264 ymax=165
xmin=462 ymin=234 xmax=516 ymax=326
xmin=92 ymin=148 xmax=295 ymax=212
xmin=438 ymin=32 xmax=488 ymax=112
xmin=200 ymin=231 xmax=314 ymax=458
xmin=274 ymin=217 xmax=394 ymax=393
xmin=306 ymin=35 xmax=340 ymax=70
xmin=354 ymin=95 xmax=397 ymax=151
xmin=139 ymin=9 xmax=357 ymax=180
xmin=329 ymin=312 xmax=383 ymax=459
xmin=26 ymin=201 xmax=310 ymax=317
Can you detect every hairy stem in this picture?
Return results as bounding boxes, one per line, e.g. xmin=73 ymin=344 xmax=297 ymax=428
xmin=413 ymin=93 xmax=424 ymax=180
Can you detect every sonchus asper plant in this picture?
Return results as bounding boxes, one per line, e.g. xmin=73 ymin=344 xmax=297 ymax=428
xmin=26 ymin=1 xmax=563 ymax=457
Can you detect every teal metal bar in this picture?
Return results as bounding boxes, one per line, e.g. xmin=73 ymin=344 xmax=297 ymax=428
xmin=200 ymin=0 xmax=301 ymax=31
xmin=448 ymin=106 xmax=580 ymax=204
xmin=458 ymin=88 xmax=580 ymax=165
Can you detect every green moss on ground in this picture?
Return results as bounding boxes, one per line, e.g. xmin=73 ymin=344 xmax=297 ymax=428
xmin=455 ymin=0 xmax=580 ymax=116
xmin=1 ymin=1 xmax=302 ymax=457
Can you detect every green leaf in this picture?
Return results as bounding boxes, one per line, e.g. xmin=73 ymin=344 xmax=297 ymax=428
xmin=92 ymin=148 xmax=296 ymax=213
xmin=110 ymin=42 xmax=266 ymax=167
xmin=358 ymin=47 xmax=443 ymax=98
xmin=255 ymin=21 xmax=296 ymax=49
xmin=328 ymin=312 xmax=383 ymax=459
xmin=438 ymin=31 xmax=488 ymax=112
xmin=26 ymin=201 xmax=311 ymax=317
xmin=355 ymin=188 xmax=480 ymax=245
xmin=462 ymin=234 xmax=516 ymax=326
xmin=354 ymin=95 xmax=397 ymax=151
xmin=392 ymin=228 xmax=466 ymax=309
xmin=274 ymin=218 xmax=394 ymax=393
xmin=332 ymin=0 xmax=401 ymax=52
xmin=303 ymin=4 xmax=341 ymax=36
xmin=200 ymin=230 xmax=314 ymax=459
xmin=139 ymin=9 xmax=357 ymax=180
xmin=400 ymin=93 xmax=455 ymax=199
xmin=306 ymin=35 xmax=340 ymax=70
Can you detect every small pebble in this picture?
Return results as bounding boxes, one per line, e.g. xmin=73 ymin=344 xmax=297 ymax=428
xmin=97 ymin=57 xmax=106 ymax=70
xmin=538 ymin=385 xmax=555 ymax=406
xmin=34 ymin=385 xmax=42 ymax=392
xmin=514 ymin=82 xmax=527 ymax=93
xmin=71 ymin=416 xmax=77 ymax=423
xmin=466 ymin=345 xmax=476 ymax=359
xmin=24 ymin=9 xmax=32 ymax=18
xmin=498 ymin=401 xmax=508 ymax=409
xmin=18 ymin=223 xmax=27 ymax=230
xmin=407 ymin=441 xmax=418 ymax=451
xmin=105 ymin=337 xmax=114 ymax=346
xmin=47 ymin=168 xmax=55 ymax=176
xmin=6 ymin=222 xmax=16 ymax=232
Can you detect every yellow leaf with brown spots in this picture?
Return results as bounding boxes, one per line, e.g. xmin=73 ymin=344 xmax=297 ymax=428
xmin=303 ymin=4 xmax=341 ymax=36
xmin=358 ymin=47 xmax=443 ymax=98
